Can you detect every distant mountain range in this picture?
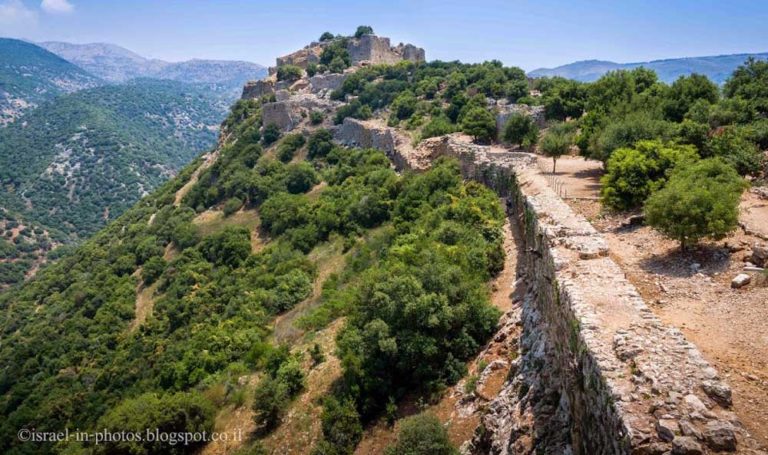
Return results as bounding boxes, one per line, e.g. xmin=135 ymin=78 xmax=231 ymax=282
xmin=39 ymin=41 xmax=267 ymax=88
xmin=0 ymin=37 xmax=267 ymax=287
xmin=528 ymin=52 xmax=768 ymax=84
xmin=0 ymin=38 xmax=101 ymax=124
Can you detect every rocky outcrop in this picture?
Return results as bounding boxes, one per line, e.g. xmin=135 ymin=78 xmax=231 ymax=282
xmin=309 ymin=73 xmax=348 ymax=94
xmin=261 ymin=93 xmax=339 ymax=132
xmin=241 ymin=79 xmax=275 ymax=99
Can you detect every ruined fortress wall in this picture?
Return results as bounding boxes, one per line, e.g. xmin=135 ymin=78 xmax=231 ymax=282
xmin=334 ymin=118 xmax=754 ymax=454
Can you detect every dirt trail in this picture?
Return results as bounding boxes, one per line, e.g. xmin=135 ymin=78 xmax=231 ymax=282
xmin=549 ymin=162 xmax=768 ymax=446
xmin=355 ymin=216 xmax=523 ymax=453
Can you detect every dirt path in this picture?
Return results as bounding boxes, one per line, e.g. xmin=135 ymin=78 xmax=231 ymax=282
xmin=355 ymin=216 xmax=524 ymax=453
xmin=536 ymin=154 xmax=603 ymax=199
xmin=550 ymin=166 xmax=768 ymax=445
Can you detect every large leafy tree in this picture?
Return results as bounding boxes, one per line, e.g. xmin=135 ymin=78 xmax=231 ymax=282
xmin=645 ymin=158 xmax=746 ymax=250
xmin=601 ymin=140 xmax=699 ymax=211
xmin=460 ymin=106 xmax=496 ymax=143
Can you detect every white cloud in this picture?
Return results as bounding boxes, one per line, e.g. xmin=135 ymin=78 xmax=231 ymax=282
xmin=41 ymin=0 xmax=73 ymax=14
xmin=0 ymin=0 xmax=38 ymax=29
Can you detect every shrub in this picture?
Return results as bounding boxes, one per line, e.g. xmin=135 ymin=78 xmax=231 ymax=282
xmin=385 ymin=413 xmax=458 ymax=455
xmin=601 ymin=140 xmax=699 ymax=211
xmin=276 ymin=64 xmax=303 ymax=82
xmin=460 ymin=106 xmax=496 ymax=143
xmin=645 ymin=158 xmax=746 ymax=250
xmin=319 ymin=32 xmax=335 ymax=42
xmin=276 ymin=358 xmax=305 ymax=396
xmin=354 ymin=25 xmax=374 ymax=38
xmin=142 ymin=256 xmax=167 ymax=284
xmin=421 ymin=115 xmax=455 ymax=140
xmin=262 ymin=123 xmax=282 ymax=146
xmin=252 ymin=377 xmax=290 ymax=434
xmin=96 ymin=391 xmax=214 ymax=455
xmin=310 ymin=343 xmax=325 ymax=366
xmin=593 ymin=112 xmax=677 ymax=163
xmin=705 ymin=127 xmax=762 ymax=176
xmin=285 ymin=162 xmax=319 ymax=194
xmin=316 ymin=397 xmax=363 ymax=455
xmin=223 ymin=197 xmax=243 ymax=216
xmin=308 ymin=129 xmax=335 ymax=158
xmin=310 ymin=110 xmax=324 ymax=125
xmin=334 ymin=100 xmax=372 ymax=124
xmin=502 ymin=113 xmax=539 ymax=148
xmin=390 ymin=91 xmax=417 ymax=120
xmin=199 ymin=226 xmax=252 ymax=267
xmin=277 ymin=133 xmax=306 ymax=163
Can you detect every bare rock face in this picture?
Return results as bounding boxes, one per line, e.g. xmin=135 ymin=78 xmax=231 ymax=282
xmin=309 ymin=73 xmax=348 ymax=94
xmin=241 ymin=79 xmax=275 ymax=99
xmin=261 ymin=93 xmax=339 ymax=132
xmin=275 ymin=46 xmax=322 ymax=69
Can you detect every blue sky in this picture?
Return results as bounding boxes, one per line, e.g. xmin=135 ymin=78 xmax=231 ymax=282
xmin=1 ymin=0 xmax=767 ymax=71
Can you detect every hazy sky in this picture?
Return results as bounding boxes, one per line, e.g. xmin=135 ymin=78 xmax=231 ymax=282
xmin=1 ymin=0 xmax=767 ymax=71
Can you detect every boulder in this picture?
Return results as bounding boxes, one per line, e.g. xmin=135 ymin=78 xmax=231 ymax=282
xmin=671 ymin=436 xmax=704 ymax=455
xmin=751 ymin=242 xmax=768 ymax=267
xmin=703 ymin=421 xmax=737 ymax=452
xmin=730 ymin=273 xmax=751 ymax=289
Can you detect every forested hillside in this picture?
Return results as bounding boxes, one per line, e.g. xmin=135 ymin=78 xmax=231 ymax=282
xmin=0 ymin=79 xmax=227 ymax=287
xmin=0 ymin=38 xmax=101 ymax=124
xmin=0 ymin=89 xmax=505 ymax=454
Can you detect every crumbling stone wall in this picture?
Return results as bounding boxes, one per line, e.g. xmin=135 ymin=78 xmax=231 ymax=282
xmin=346 ymin=34 xmax=425 ymax=65
xmin=332 ymin=118 xmax=762 ymax=454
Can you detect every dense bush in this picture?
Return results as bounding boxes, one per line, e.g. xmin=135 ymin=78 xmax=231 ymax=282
xmin=354 ymin=25 xmax=374 ymax=38
xmin=262 ymin=123 xmax=282 ymax=146
xmin=276 ymin=64 xmax=304 ymax=82
xmin=461 ymin=106 xmax=496 ymax=142
xmin=502 ymin=113 xmax=538 ymax=148
xmin=601 ymin=140 xmax=698 ymax=211
xmin=385 ymin=413 xmax=458 ymax=455
xmin=645 ymin=158 xmax=746 ymax=250
xmin=95 ymin=391 xmax=215 ymax=455
xmin=277 ymin=133 xmax=306 ymax=163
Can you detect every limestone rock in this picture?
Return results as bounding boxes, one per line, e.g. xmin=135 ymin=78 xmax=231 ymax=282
xmin=701 ymin=380 xmax=732 ymax=407
xmin=671 ymin=436 xmax=704 ymax=455
xmin=751 ymin=242 xmax=768 ymax=267
xmin=730 ymin=273 xmax=751 ymax=288
xmin=656 ymin=419 xmax=678 ymax=442
xmin=703 ymin=421 xmax=737 ymax=452
xmin=241 ymin=79 xmax=275 ymax=99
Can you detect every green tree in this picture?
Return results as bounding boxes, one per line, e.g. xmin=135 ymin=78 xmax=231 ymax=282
xmin=262 ymin=123 xmax=282 ymax=146
xmin=315 ymin=397 xmax=363 ymax=454
xmin=705 ymin=127 xmax=763 ymax=176
xmin=421 ymin=115 xmax=455 ymax=140
xmin=96 ymin=392 xmax=214 ymax=455
xmin=142 ymin=256 xmax=167 ymax=284
xmin=252 ymin=377 xmax=290 ymax=435
xmin=385 ymin=413 xmax=458 ymax=455
xmin=223 ymin=197 xmax=243 ymax=216
xmin=460 ymin=106 xmax=496 ymax=143
xmin=601 ymin=140 xmax=699 ymax=211
xmin=724 ymin=57 xmax=768 ymax=116
xmin=276 ymin=65 xmax=304 ymax=82
xmin=319 ymin=32 xmax=335 ymax=42
xmin=645 ymin=158 xmax=746 ymax=250
xmin=502 ymin=113 xmax=539 ymax=148
xmin=354 ymin=25 xmax=374 ymax=38
xmin=539 ymin=122 xmax=574 ymax=173
xmin=308 ymin=129 xmax=335 ymax=158
xmin=663 ymin=73 xmax=719 ymax=122
xmin=285 ymin=162 xmax=319 ymax=194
